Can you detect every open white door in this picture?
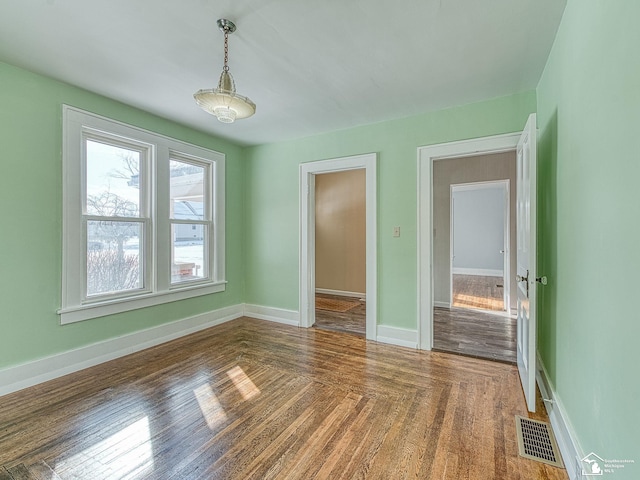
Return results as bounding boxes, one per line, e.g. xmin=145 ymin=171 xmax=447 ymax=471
xmin=516 ymin=113 xmax=537 ymax=412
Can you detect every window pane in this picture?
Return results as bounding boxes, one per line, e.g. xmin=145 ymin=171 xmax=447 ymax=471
xmin=170 ymin=160 xmax=205 ymax=221
xmin=86 ymin=139 xmax=141 ymax=217
xmin=171 ymin=224 xmax=206 ymax=284
xmin=87 ymin=221 xmax=143 ymax=296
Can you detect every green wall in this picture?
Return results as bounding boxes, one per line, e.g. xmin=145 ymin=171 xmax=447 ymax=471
xmin=0 ymin=62 xmax=245 ymax=369
xmin=3 ymin=2 xmax=638 ymax=469
xmin=536 ymin=0 xmax=640 ymax=471
xmin=244 ymin=91 xmax=536 ymax=329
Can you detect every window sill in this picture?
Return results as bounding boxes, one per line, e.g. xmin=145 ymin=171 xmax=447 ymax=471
xmin=58 ymin=281 xmax=227 ymax=324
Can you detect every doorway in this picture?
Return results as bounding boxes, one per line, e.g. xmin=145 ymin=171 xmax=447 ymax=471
xmin=299 ymin=153 xmax=377 ymax=340
xmin=417 ymin=133 xmax=521 ymax=352
xmin=430 ymin=153 xmax=517 ymax=363
xmin=450 ymin=180 xmax=510 ymax=313
xmin=314 ymin=169 xmax=366 ymax=336
xmin=419 ymin=116 xmax=539 ymax=410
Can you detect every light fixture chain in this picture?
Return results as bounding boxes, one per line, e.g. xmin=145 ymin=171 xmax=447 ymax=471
xmin=223 ymin=30 xmax=229 ymax=72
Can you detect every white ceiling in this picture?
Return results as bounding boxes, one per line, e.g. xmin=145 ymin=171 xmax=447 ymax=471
xmin=0 ymin=0 xmax=566 ymax=146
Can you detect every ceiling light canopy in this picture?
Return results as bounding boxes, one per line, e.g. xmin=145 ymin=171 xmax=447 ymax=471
xmin=194 ymin=19 xmax=256 ymax=124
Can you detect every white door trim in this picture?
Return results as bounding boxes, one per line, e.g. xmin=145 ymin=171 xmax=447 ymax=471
xmin=449 ymin=192 xmax=455 ymax=308
xmin=300 ymin=153 xmax=377 ymax=340
xmin=417 ymin=133 xmax=520 ymax=350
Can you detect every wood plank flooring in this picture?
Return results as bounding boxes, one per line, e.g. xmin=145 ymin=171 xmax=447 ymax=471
xmin=452 ymin=275 xmax=504 ymax=312
xmin=314 ymin=293 xmax=366 ymax=336
xmin=0 ymin=317 xmax=566 ymax=479
xmin=434 ymin=307 xmax=517 ymax=364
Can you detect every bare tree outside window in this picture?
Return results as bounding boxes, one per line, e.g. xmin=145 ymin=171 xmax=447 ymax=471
xmin=85 ymin=145 xmax=143 ymax=296
xmin=87 ymin=190 xmax=139 ymax=253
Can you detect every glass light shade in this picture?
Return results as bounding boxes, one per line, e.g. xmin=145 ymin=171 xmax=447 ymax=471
xmin=214 ymin=105 xmax=236 ymax=123
xmin=194 ymin=88 xmax=256 ymax=122
xmin=194 ymin=70 xmax=255 ymax=123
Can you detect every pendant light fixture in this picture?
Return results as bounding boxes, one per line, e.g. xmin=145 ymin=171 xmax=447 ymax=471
xmin=194 ymin=19 xmax=256 ymax=123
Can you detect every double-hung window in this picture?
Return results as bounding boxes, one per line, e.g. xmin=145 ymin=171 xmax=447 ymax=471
xmin=60 ymin=106 xmax=225 ymax=324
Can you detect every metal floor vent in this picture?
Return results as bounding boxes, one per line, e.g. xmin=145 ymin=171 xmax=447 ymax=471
xmin=515 ymin=415 xmax=564 ymax=468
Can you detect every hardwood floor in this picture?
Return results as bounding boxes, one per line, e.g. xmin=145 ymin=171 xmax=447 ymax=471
xmin=0 ymin=317 xmax=566 ymax=479
xmin=452 ymin=275 xmax=505 ymax=312
xmin=314 ymin=293 xmax=366 ymax=336
xmin=434 ymin=307 xmax=517 ymax=364
xmin=442 ymin=274 xmax=516 ymax=363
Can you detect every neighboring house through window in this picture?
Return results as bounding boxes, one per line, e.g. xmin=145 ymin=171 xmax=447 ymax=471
xmin=59 ymin=106 xmax=225 ymax=324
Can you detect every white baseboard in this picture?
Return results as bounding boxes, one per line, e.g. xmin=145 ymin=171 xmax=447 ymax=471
xmin=243 ymin=304 xmax=300 ymax=326
xmin=243 ymin=304 xmax=417 ymax=348
xmin=0 ymin=304 xmax=244 ymax=397
xmin=0 ymin=302 xmax=422 ymax=399
xmin=243 ymin=305 xmax=417 ymax=350
xmin=537 ymin=352 xmax=582 ymax=480
xmin=452 ymin=268 xmax=503 ymax=277
xmin=376 ymin=325 xmax=418 ymax=349
xmin=315 ymin=288 xmax=366 ymax=300
xmin=433 ymin=301 xmax=451 ymax=309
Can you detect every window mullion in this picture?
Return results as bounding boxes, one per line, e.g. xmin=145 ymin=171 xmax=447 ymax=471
xmin=155 ymin=146 xmax=171 ymax=292
xmin=83 ymin=215 xmax=147 ymax=223
xmin=169 ymin=219 xmax=210 ymax=226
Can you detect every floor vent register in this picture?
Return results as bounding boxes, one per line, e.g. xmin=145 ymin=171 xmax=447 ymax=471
xmin=515 ymin=415 xmax=564 ymax=468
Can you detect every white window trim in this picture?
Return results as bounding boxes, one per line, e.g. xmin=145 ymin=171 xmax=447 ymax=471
xmin=59 ymin=106 xmax=226 ymax=324
xmin=168 ymin=152 xmax=215 ymax=288
xmin=81 ymin=131 xmax=153 ymax=302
